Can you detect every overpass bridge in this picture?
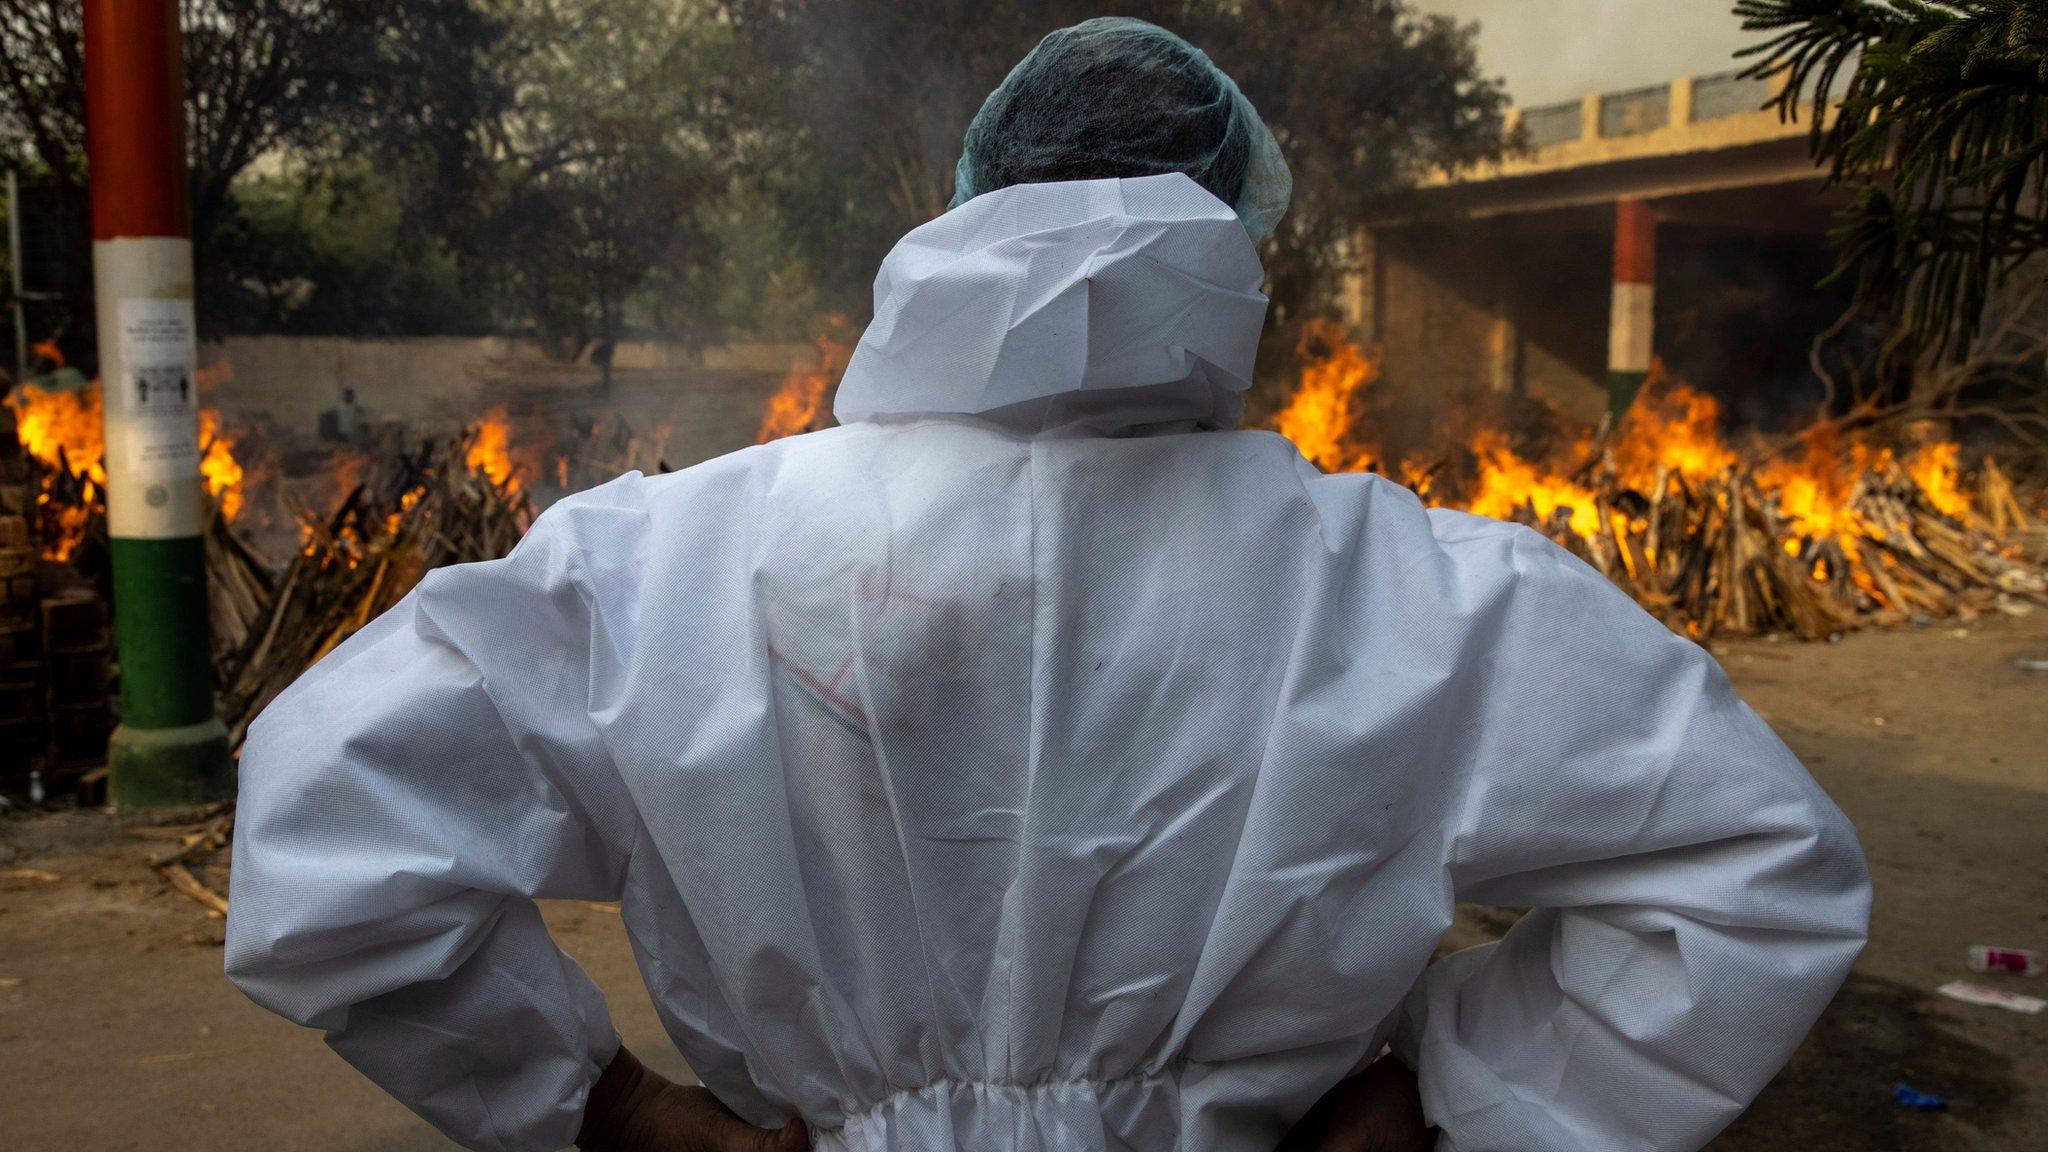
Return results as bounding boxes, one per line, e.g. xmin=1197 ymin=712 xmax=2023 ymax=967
xmin=1346 ymin=69 xmax=1849 ymax=439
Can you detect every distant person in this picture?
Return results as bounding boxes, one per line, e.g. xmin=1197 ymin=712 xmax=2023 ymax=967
xmin=336 ymin=388 xmax=362 ymax=441
xmin=225 ymin=18 xmax=1869 ymax=1152
xmin=320 ymin=388 xmax=364 ymax=445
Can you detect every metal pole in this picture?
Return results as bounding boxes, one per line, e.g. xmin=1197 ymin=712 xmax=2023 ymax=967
xmin=83 ymin=0 xmax=230 ymax=805
xmin=8 ymin=169 xmax=26 ymax=379
xmin=1607 ymin=198 xmax=1657 ymax=420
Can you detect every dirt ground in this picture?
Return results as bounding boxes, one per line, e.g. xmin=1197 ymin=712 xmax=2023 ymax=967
xmin=3 ymin=611 xmax=2044 ymax=1151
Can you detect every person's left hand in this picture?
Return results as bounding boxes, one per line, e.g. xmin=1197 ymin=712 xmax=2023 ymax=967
xmin=1275 ymin=1055 xmax=1434 ymax=1152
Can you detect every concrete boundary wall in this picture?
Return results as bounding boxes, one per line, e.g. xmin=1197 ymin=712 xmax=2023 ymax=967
xmin=198 ymin=335 xmax=810 ymax=436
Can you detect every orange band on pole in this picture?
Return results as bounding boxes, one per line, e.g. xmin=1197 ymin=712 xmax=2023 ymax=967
xmin=1613 ymin=199 xmax=1655 ymax=287
xmin=84 ymin=0 xmax=188 ymax=241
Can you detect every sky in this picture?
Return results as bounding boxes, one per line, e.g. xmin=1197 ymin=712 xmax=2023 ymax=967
xmin=1413 ymin=1 xmax=1766 ymax=108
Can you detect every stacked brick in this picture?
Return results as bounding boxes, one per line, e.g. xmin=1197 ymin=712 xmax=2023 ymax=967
xmin=0 ymin=404 xmax=114 ymax=789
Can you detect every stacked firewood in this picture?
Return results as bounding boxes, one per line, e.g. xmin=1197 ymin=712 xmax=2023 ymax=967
xmin=0 ymin=406 xmax=115 ymax=784
xmin=212 ymin=426 xmax=533 ymax=750
xmin=206 ymin=509 xmax=276 ymax=672
xmin=1498 ymin=454 xmax=2046 ymax=641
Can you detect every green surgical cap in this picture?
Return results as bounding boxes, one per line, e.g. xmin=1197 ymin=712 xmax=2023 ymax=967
xmin=949 ymin=17 xmax=1293 ymax=241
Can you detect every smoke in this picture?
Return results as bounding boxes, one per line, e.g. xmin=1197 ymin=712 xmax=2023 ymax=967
xmin=1414 ymin=1 xmax=1762 ymax=107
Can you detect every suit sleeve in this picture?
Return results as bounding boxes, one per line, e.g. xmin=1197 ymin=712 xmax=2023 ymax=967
xmin=1391 ymin=526 xmax=1870 ymax=1152
xmin=225 ymin=481 xmax=648 ymax=1152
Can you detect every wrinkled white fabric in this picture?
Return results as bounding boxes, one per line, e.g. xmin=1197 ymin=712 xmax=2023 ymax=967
xmin=226 ymin=174 xmax=1870 ymax=1152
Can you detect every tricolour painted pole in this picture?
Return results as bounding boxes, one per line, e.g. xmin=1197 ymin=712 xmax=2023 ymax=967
xmin=1607 ymin=197 xmax=1656 ymax=420
xmin=84 ymin=0 xmax=231 ymax=805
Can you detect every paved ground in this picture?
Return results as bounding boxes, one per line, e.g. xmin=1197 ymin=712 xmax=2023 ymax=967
xmin=4 ymin=611 xmax=2044 ymax=1151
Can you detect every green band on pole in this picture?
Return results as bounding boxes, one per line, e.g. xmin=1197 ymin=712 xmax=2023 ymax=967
xmin=109 ymin=534 xmax=215 ymax=728
xmin=1607 ymin=369 xmax=1649 ymax=421
xmin=107 ymin=533 xmax=231 ymax=807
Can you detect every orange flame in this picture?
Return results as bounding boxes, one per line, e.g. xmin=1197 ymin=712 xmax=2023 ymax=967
xmin=1754 ymin=426 xmax=1875 ymax=544
xmin=1271 ymin=319 xmax=1382 ymax=474
xmin=198 ymin=409 xmax=246 ymax=521
xmin=465 ymin=409 xmax=520 ymax=493
xmin=1260 ymin=327 xmax=1994 ymax=610
xmin=1906 ymin=440 xmax=1971 ymax=521
xmin=1467 ymin=428 xmax=1601 ymax=537
xmin=9 ymin=383 xmax=104 ymax=561
xmin=755 ymin=370 xmax=831 ymax=444
xmin=756 ymin=335 xmax=849 ymax=445
xmin=1609 ymin=372 xmax=1739 ymax=488
xmin=9 ymin=383 xmax=104 ymax=482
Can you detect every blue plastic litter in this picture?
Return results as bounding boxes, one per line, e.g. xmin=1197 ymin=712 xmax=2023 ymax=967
xmin=1893 ymin=1083 xmax=1948 ymax=1111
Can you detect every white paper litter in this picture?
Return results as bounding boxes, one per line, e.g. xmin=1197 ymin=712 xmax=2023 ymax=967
xmin=1939 ymin=980 xmax=2047 ymax=1014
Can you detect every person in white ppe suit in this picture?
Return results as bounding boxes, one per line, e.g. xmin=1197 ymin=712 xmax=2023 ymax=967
xmin=226 ymin=17 xmax=1870 ymax=1152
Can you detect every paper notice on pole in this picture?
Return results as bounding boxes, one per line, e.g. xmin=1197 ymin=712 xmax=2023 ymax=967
xmin=115 ymin=298 xmax=201 ymax=480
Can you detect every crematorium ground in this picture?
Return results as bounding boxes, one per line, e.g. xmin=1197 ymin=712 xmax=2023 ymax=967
xmin=3 ymin=612 xmax=2045 ymax=1152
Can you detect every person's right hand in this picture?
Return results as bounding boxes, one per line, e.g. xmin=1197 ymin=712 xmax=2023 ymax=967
xmin=1275 ymin=1055 xmax=1435 ymax=1152
xmin=577 ymin=1045 xmax=808 ymax=1152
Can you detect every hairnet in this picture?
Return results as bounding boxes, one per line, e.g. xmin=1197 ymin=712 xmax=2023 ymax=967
xmin=949 ymin=17 xmax=1292 ymax=241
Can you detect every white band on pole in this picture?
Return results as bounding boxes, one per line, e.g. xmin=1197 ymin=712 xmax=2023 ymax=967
xmin=92 ymin=236 xmax=206 ymax=541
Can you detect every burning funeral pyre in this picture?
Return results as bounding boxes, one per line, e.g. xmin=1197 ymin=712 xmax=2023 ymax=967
xmin=1265 ymin=321 xmax=2048 ymax=641
xmin=2 ymin=338 xmax=2038 ymax=918
xmin=0 ymin=396 xmax=115 ymax=785
xmin=0 ymin=385 xmax=673 ymax=788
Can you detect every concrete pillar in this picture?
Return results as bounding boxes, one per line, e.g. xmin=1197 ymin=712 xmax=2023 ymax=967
xmin=84 ymin=0 xmax=232 ymax=805
xmin=1607 ymin=198 xmax=1656 ymax=418
xmin=1487 ymin=296 xmax=1521 ymax=396
xmin=1339 ymin=228 xmax=1374 ymax=336
xmin=1670 ymin=76 xmax=1697 ymax=128
xmin=1581 ymin=93 xmax=1604 ymax=141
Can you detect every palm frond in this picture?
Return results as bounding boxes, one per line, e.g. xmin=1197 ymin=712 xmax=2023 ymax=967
xmin=1735 ymin=0 xmax=2048 ymax=356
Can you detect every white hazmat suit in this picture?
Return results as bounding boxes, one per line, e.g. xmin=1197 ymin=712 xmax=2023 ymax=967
xmin=226 ymin=173 xmax=1870 ymax=1152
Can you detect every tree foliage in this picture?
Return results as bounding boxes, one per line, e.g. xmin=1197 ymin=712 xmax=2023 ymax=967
xmin=0 ymin=0 xmax=1509 ymax=351
xmin=470 ymin=0 xmax=735 ymax=355
xmin=0 ymin=0 xmax=505 ymax=352
xmin=0 ymin=0 xmax=504 ymax=248
xmin=204 ymin=159 xmax=491 ymax=336
xmin=1176 ymin=1 xmax=1512 ymax=328
xmin=1737 ymin=0 xmax=2048 ymax=356
xmin=728 ymin=0 xmax=1511 ymax=325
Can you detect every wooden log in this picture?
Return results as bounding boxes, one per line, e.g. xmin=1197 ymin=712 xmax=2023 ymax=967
xmin=157 ymin=860 xmax=229 ymax=918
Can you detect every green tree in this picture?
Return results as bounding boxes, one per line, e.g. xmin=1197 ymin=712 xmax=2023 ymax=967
xmin=1177 ymin=1 xmax=1511 ymax=330
xmin=728 ymin=1 xmax=1511 ymax=328
xmin=0 ymin=0 xmax=507 ymax=349
xmin=206 ymin=160 xmax=493 ymax=336
xmin=1737 ymin=0 xmax=2048 ymax=356
xmin=471 ymin=0 xmax=735 ymax=361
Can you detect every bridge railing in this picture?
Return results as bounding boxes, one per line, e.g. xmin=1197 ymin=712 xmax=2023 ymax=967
xmin=1519 ymin=101 xmax=1585 ymax=147
xmin=1601 ymin=84 xmax=1673 ymax=137
xmin=1691 ymin=70 xmax=1777 ymax=122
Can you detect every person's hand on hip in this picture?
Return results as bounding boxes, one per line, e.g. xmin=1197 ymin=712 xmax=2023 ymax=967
xmin=1276 ymin=1055 xmax=1435 ymax=1152
xmin=578 ymin=1046 xmax=809 ymax=1152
